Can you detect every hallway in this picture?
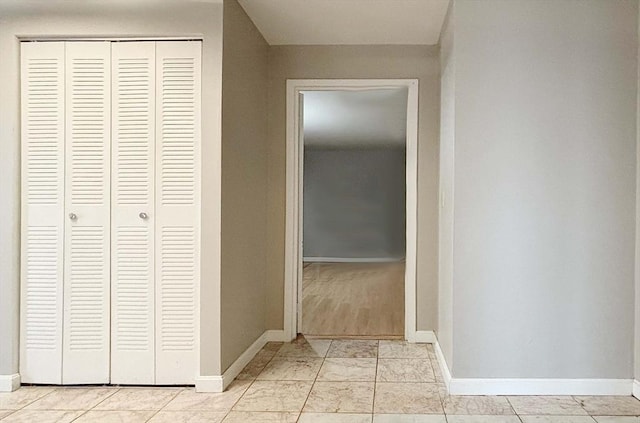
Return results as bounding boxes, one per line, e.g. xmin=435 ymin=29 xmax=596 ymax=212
xmin=2 ymin=336 xmax=640 ymax=422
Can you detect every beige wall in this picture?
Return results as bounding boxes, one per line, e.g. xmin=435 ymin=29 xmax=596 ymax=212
xmin=0 ymin=1 xmax=224 ymax=378
xmin=220 ymin=0 xmax=270 ymax=371
xmin=266 ymin=45 xmax=441 ymax=331
xmin=636 ymin=0 xmax=640 ymax=382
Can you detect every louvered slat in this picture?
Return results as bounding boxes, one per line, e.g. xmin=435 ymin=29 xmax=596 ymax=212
xmin=155 ymin=41 xmax=201 ymax=384
xmin=25 ymin=227 xmax=59 ymax=349
xmin=160 ymin=56 xmax=196 ymax=205
xmin=63 ymin=41 xmax=111 ymax=384
xmin=111 ymin=42 xmax=156 ymax=385
xmin=160 ymin=226 xmax=196 ymax=351
xmin=20 ymin=42 xmax=65 ymax=384
xmin=68 ymin=226 xmax=106 ymax=349
xmin=115 ymin=227 xmax=151 ymax=349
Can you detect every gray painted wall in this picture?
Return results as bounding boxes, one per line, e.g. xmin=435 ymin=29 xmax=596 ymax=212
xmin=303 ymin=147 xmax=406 ymax=260
xmin=447 ymin=0 xmax=637 ymax=379
xmin=220 ymin=0 xmax=269 ymax=372
xmin=438 ymin=1 xmax=455 ymax=369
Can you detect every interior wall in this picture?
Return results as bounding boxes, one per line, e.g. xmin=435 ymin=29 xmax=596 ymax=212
xmin=220 ymin=0 xmax=269 ymax=372
xmin=438 ymin=2 xmax=455 ymax=369
xmin=451 ymin=0 xmax=637 ymax=379
xmin=0 ymin=1 xmax=224 ymax=378
xmin=636 ymin=0 xmax=640 ymax=384
xmin=303 ymin=147 xmax=406 ymax=260
xmin=266 ymin=45 xmax=440 ymax=331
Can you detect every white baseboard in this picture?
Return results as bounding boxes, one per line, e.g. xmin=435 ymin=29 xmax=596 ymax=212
xmin=196 ymin=329 xmax=287 ymax=393
xmin=220 ymin=331 xmax=271 ymax=391
xmin=194 ymin=375 xmax=223 ymax=393
xmin=431 ymin=337 xmax=630 ymax=396
xmin=433 ymin=337 xmax=452 ymax=391
xmin=265 ymin=329 xmax=287 ymax=342
xmin=303 ymin=257 xmax=404 ymax=263
xmin=413 ymin=331 xmax=437 ymax=343
xmin=0 ymin=374 xmax=20 ymax=392
xmin=633 ymin=379 xmax=640 ymax=399
xmin=449 ymin=378 xmax=632 ymax=396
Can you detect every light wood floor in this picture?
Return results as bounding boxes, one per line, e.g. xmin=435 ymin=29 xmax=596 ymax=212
xmin=301 ymin=262 xmax=405 ymax=337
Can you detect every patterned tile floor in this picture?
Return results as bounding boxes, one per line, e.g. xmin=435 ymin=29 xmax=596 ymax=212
xmin=1 ymin=337 xmax=640 ymax=422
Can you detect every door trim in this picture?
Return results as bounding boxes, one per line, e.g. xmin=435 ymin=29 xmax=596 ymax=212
xmin=284 ymin=78 xmax=420 ymax=342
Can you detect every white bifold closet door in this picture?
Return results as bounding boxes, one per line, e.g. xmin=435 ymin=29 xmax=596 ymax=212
xmin=111 ymin=42 xmax=156 ymax=385
xmin=154 ymin=41 xmax=201 ymax=384
xmin=20 ymin=41 xmax=112 ymax=385
xmin=20 ymin=42 xmax=66 ymax=384
xmin=20 ymin=40 xmax=200 ymax=386
xmin=110 ymin=41 xmax=201 ymax=385
xmin=63 ymin=41 xmax=112 ymax=385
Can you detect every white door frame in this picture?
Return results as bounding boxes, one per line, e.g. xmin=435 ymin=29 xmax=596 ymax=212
xmin=284 ymin=79 xmax=419 ymax=342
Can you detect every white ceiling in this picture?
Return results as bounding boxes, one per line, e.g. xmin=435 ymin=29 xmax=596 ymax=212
xmin=237 ymin=0 xmax=450 ymax=45
xmin=303 ymin=89 xmax=408 ymax=148
xmin=0 ymin=0 xmax=449 ymax=45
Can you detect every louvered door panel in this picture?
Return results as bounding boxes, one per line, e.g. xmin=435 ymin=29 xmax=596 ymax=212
xmin=20 ymin=42 xmax=65 ymax=384
xmin=111 ymin=42 xmax=156 ymax=384
xmin=63 ymin=42 xmax=111 ymax=384
xmin=155 ymin=41 xmax=201 ymax=384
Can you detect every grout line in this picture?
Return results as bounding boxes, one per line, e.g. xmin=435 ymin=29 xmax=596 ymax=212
xmin=505 ymin=396 xmax=519 ymax=418
xmin=70 ymin=409 xmax=90 ymax=422
xmin=0 ymin=410 xmax=19 ymax=421
xmin=223 ymin=340 xmax=286 ymax=421
xmin=143 ymin=387 xmax=184 ymax=422
xmin=223 ymin=370 xmax=258 ymax=419
xmin=85 ymin=386 xmax=121 ymax=411
xmin=505 ymin=394 xmax=518 ymax=417
xmin=372 ymin=340 xmax=380 ymax=416
xmin=219 ymin=389 xmax=247 ymax=420
xmin=296 ymin=337 xmax=328 ymax=421
xmin=65 ymin=386 xmax=121 ymax=422
xmin=433 ymin=351 xmax=446 ymax=415
xmin=15 ymin=386 xmax=58 ymax=410
xmin=572 ymin=395 xmax=593 ymax=416
xmin=250 ymin=345 xmax=280 ymax=381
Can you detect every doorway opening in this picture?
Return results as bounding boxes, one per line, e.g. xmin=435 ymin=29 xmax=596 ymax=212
xmin=284 ymin=79 xmax=419 ymax=341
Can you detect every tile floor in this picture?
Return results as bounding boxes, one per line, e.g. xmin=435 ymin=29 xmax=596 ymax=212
xmin=2 ymin=337 xmax=640 ymax=422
